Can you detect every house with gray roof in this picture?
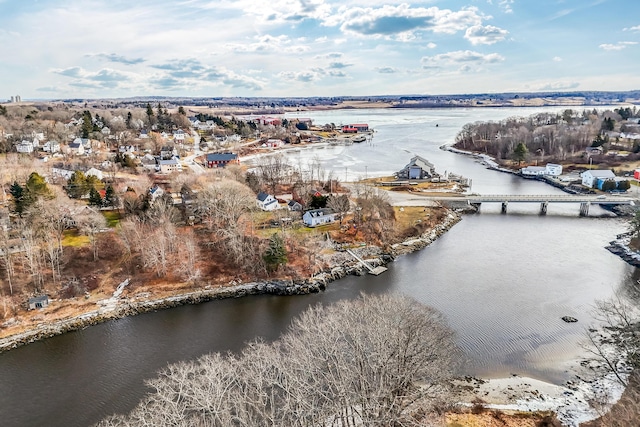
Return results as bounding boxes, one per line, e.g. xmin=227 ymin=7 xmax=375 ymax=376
xmin=396 ymin=155 xmax=436 ymax=180
xmin=302 ymin=209 xmax=336 ymax=227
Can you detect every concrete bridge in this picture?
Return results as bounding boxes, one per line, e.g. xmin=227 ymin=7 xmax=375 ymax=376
xmin=425 ymin=194 xmax=635 ymax=216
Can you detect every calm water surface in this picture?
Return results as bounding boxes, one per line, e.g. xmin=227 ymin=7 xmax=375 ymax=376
xmin=0 ymin=107 xmax=635 ymax=427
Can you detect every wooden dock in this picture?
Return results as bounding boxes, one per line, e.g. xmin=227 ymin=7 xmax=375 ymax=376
xmin=345 ymin=249 xmax=387 ymax=275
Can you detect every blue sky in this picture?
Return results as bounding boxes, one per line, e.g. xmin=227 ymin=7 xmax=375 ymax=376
xmin=1 ymin=0 xmax=639 ymax=99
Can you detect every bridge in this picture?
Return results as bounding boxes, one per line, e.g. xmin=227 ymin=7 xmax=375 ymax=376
xmin=425 ymin=194 xmax=635 ymax=216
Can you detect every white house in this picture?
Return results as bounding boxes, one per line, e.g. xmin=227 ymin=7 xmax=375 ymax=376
xmin=173 ymin=129 xmax=186 ymax=142
xmin=68 ymin=141 xmax=85 ymax=155
xmin=256 ymin=192 xmax=279 ymax=211
xmin=43 ymin=141 xmax=60 ymax=153
xmin=581 ymin=170 xmax=616 ymax=188
xmin=520 ymin=163 xmax=562 ymax=176
xmin=302 ymin=209 xmax=336 ymax=227
xmin=15 ymin=140 xmax=34 ymax=153
xmin=85 ymin=167 xmax=104 ymax=181
xmin=157 ymin=159 xmax=182 ymax=174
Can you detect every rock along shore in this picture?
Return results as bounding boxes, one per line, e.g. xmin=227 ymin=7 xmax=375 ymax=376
xmin=0 ymin=212 xmax=462 ymax=354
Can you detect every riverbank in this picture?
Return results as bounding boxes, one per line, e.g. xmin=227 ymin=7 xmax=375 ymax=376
xmin=0 ymin=210 xmax=462 ymax=354
xmin=451 ymin=374 xmax=625 ymax=427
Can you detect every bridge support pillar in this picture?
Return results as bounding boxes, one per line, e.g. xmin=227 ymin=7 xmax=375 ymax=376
xmin=579 ymin=202 xmax=590 ymax=217
xmin=540 ymin=202 xmax=548 ymax=215
xmin=501 ymin=201 xmax=508 ymax=214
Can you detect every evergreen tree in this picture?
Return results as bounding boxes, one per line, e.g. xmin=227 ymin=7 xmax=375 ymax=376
xmin=513 ymin=142 xmax=528 ymax=165
xmin=126 ymin=111 xmax=132 ymax=128
xmin=25 ymin=172 xmax=50 ymax=200
xmin=81 ymin=110 xmax=93 ymax=138
xmin=9 ymin=181 xmax=25 ymax=215
xmin=178 ymin=106 xmax=186 ymax=116
xmin=146 ymin=103 xmax=154 ymax=125
xmin=263 ymin=233 xmax=287 ymax=272
xmin=88 ymin=187 xmax=103 ymax=206
xmin=66 ymin=171 xmax=88 ymax=199
xmin=104 ymin=185 xmax=118 ymax=207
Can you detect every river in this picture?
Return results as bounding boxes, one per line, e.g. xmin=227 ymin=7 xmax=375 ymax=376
xmin=0 ymin=106 xmax=635 ymax=427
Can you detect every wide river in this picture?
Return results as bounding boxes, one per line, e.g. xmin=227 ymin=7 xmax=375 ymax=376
xmin=0 ymin=107 xmax=636 ymax=427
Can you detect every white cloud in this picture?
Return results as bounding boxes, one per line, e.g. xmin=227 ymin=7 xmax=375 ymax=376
xmin=426 ymin=42 xmax=437 ymax=49
xmin=537 ymin=81 xmax=580 ymax=91
xmin=231 ymin=0 xmax=332 ymax=24
xmin=599 ymin=41 xmax=638 ymax=51
xmin=464 ymin=25 xmax=508 ymax=45
xmin=623 ymin=25 xmax=640 ymax=32
xmin=552 ymin=56 xmax=562 ymax=62
xmin=375 ymin=66 xmax=398 ymax=74
xmin=278 ymin=70 xmax=321 ymax=82
xmin=326 ymin=4 xmax=485 ymax=40
xmin=226 ymin=34 xmax=310 ymax=54
xmin=499 ymin=0 xmax=514 ymax=14
xmin=86 ymin=53 xmax=146 ymax=65
xmin=421 ymin=50 xmax=505 ymax=69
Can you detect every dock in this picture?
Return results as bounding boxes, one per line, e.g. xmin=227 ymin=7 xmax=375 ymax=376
xmin=345 ymin=249 xmax=387 ymax=275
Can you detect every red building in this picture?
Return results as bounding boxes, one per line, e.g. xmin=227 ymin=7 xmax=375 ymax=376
xmin=341 ymin=125 xmax=358 ymax=133
xmin=206 ymin=153 xmax=239 ymax=168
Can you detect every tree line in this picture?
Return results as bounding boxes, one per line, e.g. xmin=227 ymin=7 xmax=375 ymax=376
xmin=453 ymin=108 xmax=640 ymax=164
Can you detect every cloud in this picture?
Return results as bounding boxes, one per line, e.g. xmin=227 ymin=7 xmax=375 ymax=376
xmin=328 ymin=70 xmax=347 ymax=77
xmin=623 ymin=25 xmax=640 ymax=32
xmin=552 ymin=56 xmax=562 ymax=62
xmin=328 ymin=61 xmax=352 ymax=69
xmin=151 ymin=58 xmax=265 ymax=90
xmin=464 ymin=25 xmax=508 ymax=45
xmin=499 ymin=0 xmax=514 ymax=14
xmin=319 ymin=52 xmax=343 ymax=59
xmin=238 ymin=0 xmax=331 ymax=24
xmin=227 ymin=34 xmax=309 ymax=54
xmin=88 ymin=53 xmax=145 ymax=65
xmin=599 ymin=41 xmax=638 ymax=51
xmin=537 ymin=81 xmax=580 ymax=91
xmin=421 ymin=50 xmax=505 ymax=69
xmin=279 ymin=70 xmax=320 ymax=82
xmin=426 ymin=42 xmax=437 ymax=49
xmin=375 ymin=66 xmax=398 ymax=73
xmin=328 ymin=5 xmax=484 ymax=40
xmin=36 ymin=86 xmax=60 ymax=93
xmin=52 ymin=66 xmax=85 ymax=78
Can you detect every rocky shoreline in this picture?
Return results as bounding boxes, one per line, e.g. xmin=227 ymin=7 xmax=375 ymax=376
xmin=605 ymin=233 xmax=640 ymax=268
xmin=0 ymin=211 xmax=462 ymax=354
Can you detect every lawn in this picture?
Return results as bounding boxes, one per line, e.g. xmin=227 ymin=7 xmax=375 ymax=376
xmin=62 ymin=230 xmax=90 ymax=247
xmin=102 ymin=210 xmax=122 ymax=227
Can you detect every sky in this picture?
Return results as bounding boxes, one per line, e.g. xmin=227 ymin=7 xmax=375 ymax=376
xmin=1 ymin=0 xmax=639 ymax=100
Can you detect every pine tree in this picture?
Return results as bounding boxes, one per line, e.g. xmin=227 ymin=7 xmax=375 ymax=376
xmin=178 ymin=106 xmax=186 ymax=116
xmin=66 ymin=171 xmax=88 ymax=199
xmin=9 ymin=181 xmax=25 ymax=214
xmin=88 ymin=187 xmax=103 ymax=207
xmin=82 ymin=110 xmax=93 ymax=138
xmin=104 ymin=185 xmax=118 ymax=207
xmin=263 ymin=233 xmax=288 ymax=272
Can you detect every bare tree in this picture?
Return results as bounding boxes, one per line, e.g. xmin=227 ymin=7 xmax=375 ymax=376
xmin=77 ymin=208 xmax=108 ymax=261
xmin=327 ymin=194 xmax=351 ymax=225
xmin=256 ymin=154 xmax=290 ymax=194
xmin=95 ymin=294 xmax=460 ymax=427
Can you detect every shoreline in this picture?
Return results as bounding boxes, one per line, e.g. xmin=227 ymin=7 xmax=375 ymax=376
xmin=0 ymin=211 xmax=462 ymax=354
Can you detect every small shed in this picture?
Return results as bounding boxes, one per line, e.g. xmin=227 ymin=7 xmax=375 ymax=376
xmin=28 ymin=295 xmax=50 ymax=310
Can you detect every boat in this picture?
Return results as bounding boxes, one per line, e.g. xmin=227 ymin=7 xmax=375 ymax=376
xmin=352 ymin=135 xmax=366 ymax=143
